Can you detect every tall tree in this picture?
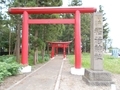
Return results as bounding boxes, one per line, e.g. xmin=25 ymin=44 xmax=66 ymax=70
xmin=81 ymin=14 xmax=91 ymax=52
xmin=59 ymin=13 xmax=74 ymax=53
xmin=61 ymin=0 xmax=92 ymax=52
xmin=7 ymin=0 xmax=64 ymax=64
xmin=59 ymin=0 xmax=83 ymax=53
xmin=8 ymin=0 xmax=23 ymax=62
xmin=26 ymin=0 xmax=63 ymax=64
xmin=35 ymin=0 xmax=63 ymax=63
xmin=99 ymin=5 xmax=110 ymax=52
xmin=0 ymin=2 xmax=12 ymax=55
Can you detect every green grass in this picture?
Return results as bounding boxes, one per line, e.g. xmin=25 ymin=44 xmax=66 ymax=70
xmin=68 ymin=53 xmax=120 ymax=74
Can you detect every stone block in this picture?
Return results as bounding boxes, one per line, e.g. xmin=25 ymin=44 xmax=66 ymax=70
xmin=82 ymin=69 xmax=114 ymax=86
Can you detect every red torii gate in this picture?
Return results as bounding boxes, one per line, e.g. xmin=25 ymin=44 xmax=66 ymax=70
xmin=47 ymin=41 xmax=72 ymax=59
xmin=8 ymin=7 xmax=96 ymax=73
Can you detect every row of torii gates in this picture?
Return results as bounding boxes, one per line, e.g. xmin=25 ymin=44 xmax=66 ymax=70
xmin=8 ymin=7 xmax=96 ymax=73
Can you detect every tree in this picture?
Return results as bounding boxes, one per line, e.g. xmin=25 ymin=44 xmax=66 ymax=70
xmin=8 ymin=0 xmax=23 ymax=62
xmin=33 ymin=0 xmax=63 ymax=64
xmin=58 ymin=13 xmax=74 ymax=53
xmin=59 ymin=0 xmax=84 ymax=53
xmin=26 ymin=0 xmax=64 ymax=64
xmin=61 ymin=0 xmax=92 ymax=52
xmin=6 ymin=0 xmax=64 ymax=64
xmin=0 ymin=2 xmax=13 ymax=55
xmin=99 ymin=5 xmax=110 ymax=52
xmin=70 ymin=0 xmax=82 ymax=6
xmin=81 ymin=14 xmax=91 ymax=52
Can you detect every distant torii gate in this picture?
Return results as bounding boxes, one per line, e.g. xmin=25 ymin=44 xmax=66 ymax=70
xmin=47 ymin=41 xmax=72 ymax=59
xmin=8 ymin=7 xmax=96 ymax=73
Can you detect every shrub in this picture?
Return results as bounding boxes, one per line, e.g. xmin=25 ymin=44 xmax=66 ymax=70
xmin=0 ymin=62 xmax=11 ymax=82
xmin=0 ymin=55 xmax=16 ymax=63
xmin=0 ymin=55 xmax=21 ymax=82
xmin=7 ymin=63 xmax=22 ymax=76
xmin=44 ymin=54 xmax=50 ymax=61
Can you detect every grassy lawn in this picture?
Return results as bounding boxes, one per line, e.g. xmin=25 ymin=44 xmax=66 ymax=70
xmin=68 ymin=53 xmax=120 ymax=74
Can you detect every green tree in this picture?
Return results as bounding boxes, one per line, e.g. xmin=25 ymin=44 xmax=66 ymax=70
xmin=0 ymin=2 xmax=13 ymax=55
xmin=8 ymin=0 xmax=23 ymax=62
xmin=61 ymin=0 xmax=92 ymax=52
xmin=24 ymin=0 xmax=63 ymax=64
xmin=35 ymin=0 xmax=63 ymax=63
xmin=59 ymin=0 xmax=83 ymax=53
xmin=99 ymin=5 xmax=110 ymax=52
xmin=81 ymin=14 xmax=91 ymax=52
xmin=58 ymin=13 xmax=74 ymax=53
xmin=7 ymin=0 xmax=64 ymax=64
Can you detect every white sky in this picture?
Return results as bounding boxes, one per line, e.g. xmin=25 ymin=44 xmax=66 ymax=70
xmin=63 ymin=0 xmax=120 ymax=48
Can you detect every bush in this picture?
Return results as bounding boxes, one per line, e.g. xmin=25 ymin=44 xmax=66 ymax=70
xmin=0 ymin=55 xmax=16 ymax=63
xmin=28 ymin=55 xmax=34 ymax=65
xmin=44 ymin=54 xmax=50 ymax=61
xmin=7 ymin=63 xmax=21 ymax=76
xmin=0 ymin=55 xmax=21 ymax=82
xmin=0 ymin=62 xmax=11 ymax=82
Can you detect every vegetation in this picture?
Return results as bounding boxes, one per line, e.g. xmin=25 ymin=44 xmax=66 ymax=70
xmin=68 ymin=53 xmax=120 ymax=74
xmin=0 ymin=0 xmax=63 ymax=63
xmin=0 ymin=55 xmax=21 ymax=82
xmin=0 ymin=53 xmax=49 ymax=82
xmin=28 ymin=51 xmax=50 ymax=65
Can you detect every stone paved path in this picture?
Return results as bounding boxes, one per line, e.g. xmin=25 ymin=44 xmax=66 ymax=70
xmin=7 ymin=55 xmax=63 ymax=90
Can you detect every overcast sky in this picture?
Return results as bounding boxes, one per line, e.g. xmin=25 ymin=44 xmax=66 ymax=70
xmin=63 ymin=0 xmax=120 ymax=48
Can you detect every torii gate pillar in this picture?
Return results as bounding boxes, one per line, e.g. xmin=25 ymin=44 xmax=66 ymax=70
xmin=22 ymin=11 xmax=29 ymax=65
xmin=70 ymin=10 xmax=84 ymax=75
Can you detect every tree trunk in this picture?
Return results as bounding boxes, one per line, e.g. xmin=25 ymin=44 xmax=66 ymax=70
xmin=68 ymin=46 xmax=70 ymax=54
xmin=84 ymin=42 xmax=87 ymax=52
xmin=47 ymin=43 xmax=49 ymax=54
xmin=9 ymin=30 xmax=11 ymax=55
xmin=34 ymin=30 xmax=38 ymax=64
xmin=41 ymin=25 xmax=46 ymax=60
xmin=34 ymin=50 xmax=36 ymax=65
xmin=16 ymin=23 xmax=21 ymax=63
xmin=13 ymin=41 xmax=16 ymax=55
xmin=41 ymin=49 xmax=45 ymax=61
xmin=34 ymin=47 xmax=38 ymax=65
xmin=14 ymin=23 xmax=21 ymax=63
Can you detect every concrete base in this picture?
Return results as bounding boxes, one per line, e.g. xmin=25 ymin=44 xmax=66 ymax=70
xmin=20 ymin=65 xmax=32 ymax=73
xmin=63 ymin=57 xmax=66 ymax=60
xmin=71 ymin=67 xmax=85 ymax=75
xmin=50 ymin=57 xmax=55 ymax=60
xmin=111 ymin=84 xmax=116 ymax=90
xmin=82 ymin=69 xmax=114 ymax=86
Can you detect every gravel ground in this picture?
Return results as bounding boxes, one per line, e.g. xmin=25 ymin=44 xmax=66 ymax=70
xmin=0 ymin=57 xmax=120 ymax=90
xmin=59 ymin=59 xmax=120 ymax=90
